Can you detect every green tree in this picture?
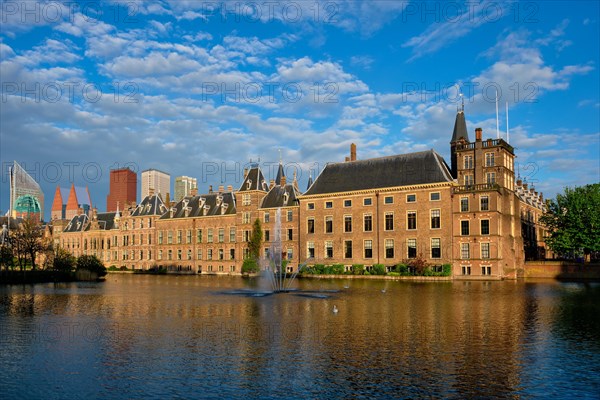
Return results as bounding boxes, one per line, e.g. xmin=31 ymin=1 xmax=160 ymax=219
xmin=11 ymin=217 xmax=49 ymax=270
xmin=76 ymin=255 xmax=107 ymax=277
xmin=0 ymin=245 xmax=14 ymax=271
xmin=247 ymin=218 xmax=263 ymax=261
xmin=53 ymin=248 xmax=76 ymax=272
xmin=540 ymin=183 xmax=600 ymax=260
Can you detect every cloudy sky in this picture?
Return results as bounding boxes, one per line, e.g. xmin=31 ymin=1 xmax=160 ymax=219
xmin=1 ymin=0 xmax=599 ymax=219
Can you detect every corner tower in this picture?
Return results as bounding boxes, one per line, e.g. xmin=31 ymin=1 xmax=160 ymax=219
xmin=450 ymin=107 xmax=469 ymax=179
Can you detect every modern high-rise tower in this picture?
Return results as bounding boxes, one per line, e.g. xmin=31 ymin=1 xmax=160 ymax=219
xmin=174 ymin=176 xmax=197 ymax=202
xmin=9 ymin=161 xmax=44 ymax=221
xmin=141 ymin=169 xmax=170 ymax=199
xmin=106 ymin=168 xmax=137 ymax=212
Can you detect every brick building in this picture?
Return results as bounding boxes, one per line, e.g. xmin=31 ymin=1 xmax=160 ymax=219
xmin=106 ymin=168 xmax=137 ymax=212
xmin=51 ymin=110 xmax=547 ymax=279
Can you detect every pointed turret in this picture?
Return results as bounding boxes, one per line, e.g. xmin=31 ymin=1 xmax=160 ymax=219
xmin=51 ymin=185 xmax=64 ymax=220
xmin=450 ymin=109 xmax=469 ymax=179
xmin=275 ymin=162 xmax=285 ymax=186
xmin=65 ymin=183 xmax=80 ymax=220
xmin=306 ymin=173 xmax=313 ymax=191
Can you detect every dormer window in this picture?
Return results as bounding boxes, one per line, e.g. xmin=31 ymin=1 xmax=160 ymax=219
xmin=182 ymin=199 xmax=189 ymax=208
xmin=170 ymin=207 xmax=176 ymax=218
xmin=283 ymin=192 xmax=289 ymax=205
xmin=204 ymin=205 xmax=210 ymax=214
xmin=247 ymin=179 xmax=252 ymax=190
xmin=221 ymin=203 xmax=228 ymax=215
xmin=199 ymin=197 xmax=206 ymax=208
xmin=216 ymin=194 xmax=223 ymax=205
xmin=184 ymin=207 xmax=191 ymax=217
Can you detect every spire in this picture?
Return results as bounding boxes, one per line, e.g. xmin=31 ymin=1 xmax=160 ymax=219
xmin=51 ymin=185 xmax=64 ymax=220
xmin=275 ymin=161 xmax=285 ymax=186
xmin=306 ymin=173 xmax=313 ymax=191
xmin=65 ymin=183 xmax=79 ymax=219
xmin=451 ymin=109 xmax=469 ymax=143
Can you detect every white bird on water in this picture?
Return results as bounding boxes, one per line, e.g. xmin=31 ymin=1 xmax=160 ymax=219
xmin=381 ymin=289 xmax=386 ymax=293
xmin=333 ymin=305 xmax=339 ymax=313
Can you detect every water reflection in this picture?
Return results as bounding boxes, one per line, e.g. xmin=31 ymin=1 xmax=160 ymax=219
xmin=0 ymin=276 xmax=599 ymax=398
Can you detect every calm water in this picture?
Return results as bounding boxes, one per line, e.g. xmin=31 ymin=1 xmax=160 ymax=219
xmin=1 ymin=275 xmax=599 ymax=399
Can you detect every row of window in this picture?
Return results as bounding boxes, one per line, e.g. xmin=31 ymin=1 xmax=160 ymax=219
xmin=157 ymin=228 xmax=236 ymax=244
xmin=306 ymin=192 xmax=442 ymax=210
xmin=264 ymin=228 xmax=294 ymax=241
xmin=262 ymin=210 xmax=294 ymax=223
xmin=462 ymin=153 xmax=496 ymax=170
xmin=306 ymin=210 xmax=442 ymax=233
xmin=306 ymin=238 xmax=442 ymax=260
xmin=461 ymin=265 xmax=493 ymax=275
xmin=121 ymin=218 xmax=154 ymax=230
xmin=157 ymin=248 xmax=236 ymax=261
xmin=460 ymin=196 xmax=490 ymax=212
xmin=463 ymin=173 xmax=496 ymax=186
xmin=460 ymin=220 xmax=491 ymax=236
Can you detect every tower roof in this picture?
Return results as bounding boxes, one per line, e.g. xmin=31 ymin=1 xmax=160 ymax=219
xmin=451 ymin=111 xmax=469 ymax=143
xmin=65 ymin=183 xmax=79 ymax=212
xmin=51 ymin=185 xmax=63 ymax=212
xmin=238 ymin=166 xmax=268 ymax=192
xmin=275 ymin=163 xmax=285 ymax=185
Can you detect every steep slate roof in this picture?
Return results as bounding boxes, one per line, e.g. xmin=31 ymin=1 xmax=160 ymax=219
xmin=451 ymin=111 xmax=469 ymax=142
xmin=261 ymin=184 xmax=301 ymax=209
xmin=130 ymin=194 xmax=167 ymax=217
xmin=306 ymin=174 xmax=314 ymax=191
xmin=304 ymin=150 xmax=453 ymax=196
xmin=64 ymin=214 xmax=89 ymax=233
xmin=275 ymin=163 xmax=285 ymax=185
xmin=159 ymin=192 xmax=236 ymax=220
xmin=96 ymin=212 xmax=116 ymax=230
xmin=238 ymin=166 xmax=268 ymax=192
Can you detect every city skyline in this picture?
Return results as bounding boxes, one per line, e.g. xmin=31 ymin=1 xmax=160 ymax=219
xmin=1 ymin=1 xmax=599 ymax=220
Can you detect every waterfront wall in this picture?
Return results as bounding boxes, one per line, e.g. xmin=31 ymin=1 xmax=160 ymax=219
xmin=298 ymin=274 xmax=452 ymax=282
xmin=524 ymin=261 xmax=600 ymax=280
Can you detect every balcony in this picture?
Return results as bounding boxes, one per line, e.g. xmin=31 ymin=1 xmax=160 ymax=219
xmin=454 ymin=183 xmax=501 ymax=193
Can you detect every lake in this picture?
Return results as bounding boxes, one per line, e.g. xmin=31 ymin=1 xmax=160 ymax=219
xmin=1 ymin=275 xmax=599 ymax=399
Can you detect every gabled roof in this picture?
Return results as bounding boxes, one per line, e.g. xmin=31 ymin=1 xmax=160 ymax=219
xmin=304 ymin=150 xmax=453 ymax=196
xmin=238 ymin=166 xmax=268 ymax=192
xmin=130 ymin=194 xmax=167 ymax=217
xmin=451 ymin=111 xmax=469 ymax=143
xmin=64 ymin=214 xmax=89 ymax=233
xmin=261 ymin=184 xmax=300 ymax=209
xmin=159 ymin=192 xmax=237 ymax=220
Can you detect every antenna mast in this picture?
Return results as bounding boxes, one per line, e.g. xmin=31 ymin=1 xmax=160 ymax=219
xmin=506 ymin=102 xmax=509 ymax=143
xmin=495 ymin=89 xmax=500 ymax=139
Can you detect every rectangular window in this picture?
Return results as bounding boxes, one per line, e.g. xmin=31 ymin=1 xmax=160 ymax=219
xmin=219 ymin=249 xmax=224 ymax=260
xmin=325 ymin=241 xmax=333 ymax=258
xmin=461 ymin=243 xmax=470 ymax=259
xmin=287 ymin=210 xmax=293 ymax=222
xmin=464 ymin=155 xmax=473 ymax=169
xmin=384 ymin=196 xmax=393 ymax=204
xmin=177 ymin=230 xmax=182 ymax=244
xmin=407 ymin=239 xmax=417 ymax=258
xmin=364 ymin=240 xmax=373 ymax=258
xmin=385 ymin=212 xmax=394 ymax=231
xmin=207 ymin=229 xmax=213 ymax=243
xmin=243 ymin=230 xmax=250 ymax=242
xmin=177 ymin=249 xmax=182 ymax=260
xmin=230 ymin=249 xmax=235 ymax=260
xmin=265 ymin=230 xmax=270 ymax=242
xmin=461 ymin=220 xmax=470 ymax=236
xmin=363 ymin=198 xmax=372 ymax=206
xmin=481 ymin=243 xmax=490 ymax=259
xmin=307 ymin=218 xmax=315 ymax=234
xmin=482 ymin=265 xmax=492 ymax=275
xmin=486 ymin=172 xmax=496 ymax=185
xmin=431 ymin=238 xmax=441 ymax=259
xmin=158 ymin=250 xmax=163 ymax=260
xmin=197 ymin=249 xmax=202 ymax=260
xmin=264 ymin=212 xmax=270 ymax=223
xmin=287 ymin=228 xmax=293 ymax=241
xmin=465 ymin=175 xmax=474 ymax=187
xmin=187 ymin=250 xmax=192 ymax=260
xmin=462 ymin=265 xmax=471 ymax=275
xmin=407 ymin=211 xmax=417 ymax=230
xmin=207 ymin=249 xmax=213 ymax=260
xmin=406 ymin=194 xmax=416 ymax=203
xmin=430 ymin=192 xmax=440 ymax=201
xmin=344 ymin=215 xmax=352 ymax=232
xmin=242 ymin=212 xmax=251 ymax=224
xmin=307 ymin=203 xmax=315 ymax=210
xmin=485 ymin=152 xmax=495 ymax=167
xmin=364 ymin=214 xmax=373 ymax=232
xmin=230 ymin=227 xmax=236 ymax=242
xmin=196 ymin=229 xmax=202 ymax=243
xmin=218 ymin=228 xmax=224 ymax=243
xmin=325 ymin=216 xmax=333 ymax=233
xmin=460 ymin=197 xmax=469 ymax=212
xmin=286 ymin=248 xmax=293 ymax=260
xmin=307 ymin=242 xmax=315 ymax=258
xmin=158 ymin=231 xmax=163 ymax=245
xmin=167 ymin=231 xmax=173 ymax=244
xmin=325 ymin=201 xmax=333 ymax=209
xmin=344 ymin=240 xmax=352 ymax=258
xmin=431 ymin=209 xmax=441 ymax=229
xmin=168 ymin=250 xmax=173 ymax=261
xmin=481 ymin=220 xmax=490 ymax=235
xmin=242 ymin=194 xmax=251 ymax=206
xmin=186 ymin=230 xmax=192 ymax=244
xmin=344 ymin=199 xmax=352 ymax=207
xmin=480 ymin=196 xmax=489 ymax=211
xmin=385 ymin=239 xmax=394 ymax=259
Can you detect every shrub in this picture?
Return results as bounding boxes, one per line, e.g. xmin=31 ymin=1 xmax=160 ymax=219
xmin=352 ymin=264 xmax=365 ymax=275
xmin=53 ymin=248 xmax=76 ymax=272
xmin=331 ymin=264 xmax=345 ymax=275
xmin=76 ymin=255 xmax=107 ymax=277
xmin=372 ymin=264 xmax=386 ymax=275
xmin=108 ymin=266 xmax=119 ymax=271
xmin=242 ymin=258 xmax=260 ymax=274
xmin=387 ymin=272 xmax=400 ymax=277
xmin=396 ymin=264 xmax=411 ymax=276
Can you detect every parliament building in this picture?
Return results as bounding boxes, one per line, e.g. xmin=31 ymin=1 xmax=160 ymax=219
xmin=50 ymin=110 xmax=547 ymax=279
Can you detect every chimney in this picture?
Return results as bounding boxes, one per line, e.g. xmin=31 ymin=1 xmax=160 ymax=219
xmin=218 ymin=185 xmax=224 ymax=193
xmin=227 ymin=185 xmax=233 ymax=192
xmin=269 ymin=179 xmax=275 ymax=189
xmin=149 ymin=187 xmax=155 ymax=196
xmin=92 ymin=207 xmax=98 ymax=220
xmin=209 ymin=185 xmax=213 ymax=193
xmin=517 ymin=179 xmax=522 ymax=186
xmin=523 ymin=183 xmax=528 ymax=191
xmin=281 ymin=176 xmax=286 ymax=186
xmin=190 ymin=187 xmax=198 ymax=196
xmin=475 ymin=128 xmax=483 ymax=141
xmin=345 ymin=156 xmax=350 ymax=162
xmin=350 ymin=143 xmax=357 ymax=161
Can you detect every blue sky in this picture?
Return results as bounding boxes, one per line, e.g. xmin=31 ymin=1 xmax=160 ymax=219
xmin=1 ymin=0 xmax=599 ymax=220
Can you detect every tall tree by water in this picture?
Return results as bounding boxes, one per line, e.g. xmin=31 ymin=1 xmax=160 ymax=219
xmin=540 ymin=183 xmax=600 ymax=260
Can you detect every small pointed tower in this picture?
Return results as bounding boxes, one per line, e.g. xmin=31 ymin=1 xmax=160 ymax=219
xmin=306 ymin=173 xmax=313 ymax=192
xmin=65 ymin=183 xmax=80 ymax=220
xmin=51 ymin=185 xmax=64 ymax=220
xmin=275 ymin=150 xmax=285 ymax=185
xmin=450 ymin=99 xmax=469 ymax=179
